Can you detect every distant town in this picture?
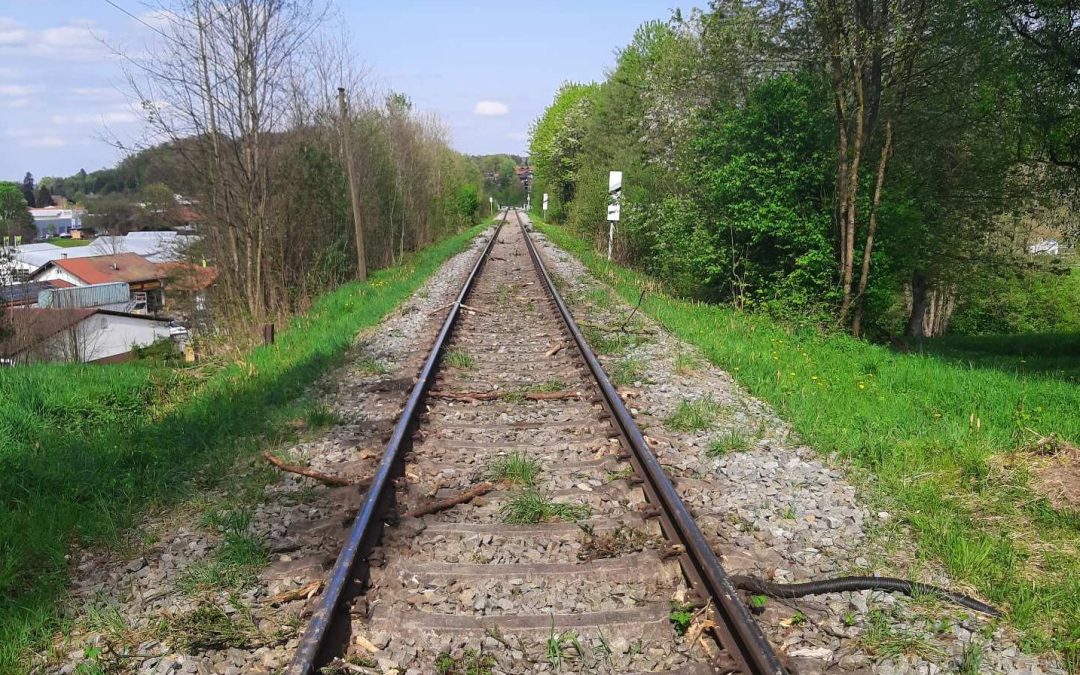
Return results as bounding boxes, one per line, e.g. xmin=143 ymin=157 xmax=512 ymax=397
xmin=1 ymin=173 xmax=215 ymax=365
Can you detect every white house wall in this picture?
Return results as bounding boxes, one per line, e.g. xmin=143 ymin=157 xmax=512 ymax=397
xmin=38 ymin=314 xmax=172 ymax=363
xmin=33 ymin=266 xmax=86 ymax=287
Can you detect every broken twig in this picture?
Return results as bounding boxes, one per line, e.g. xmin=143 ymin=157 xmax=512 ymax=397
xmin=406 ymin=482 xmax=493 ymax=518
xmin=262 ymin=451 xmax=354 ymax=487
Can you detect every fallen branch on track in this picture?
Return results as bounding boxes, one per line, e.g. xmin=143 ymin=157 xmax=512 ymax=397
xmin=428 ymin=390 xmax=582 ymax=402
xmin=268 ymin=580 xmax=322 ymax=605
xmin=525 ymin=390 xmax=581 ymax=401
xmin=544 ymin=343 xmax=563 ymax=357
xmin=262 ymin=451 xmax=356 ymax=487
xmin=406 ymin=482 xmax=493 ymax=518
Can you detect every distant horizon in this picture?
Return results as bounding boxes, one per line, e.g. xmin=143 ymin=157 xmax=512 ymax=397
xmin=0 ymin=0 xmax=696 ymax=180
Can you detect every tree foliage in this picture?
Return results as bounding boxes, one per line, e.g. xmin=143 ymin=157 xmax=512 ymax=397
xmin=528 ymin=0 xmax=1080 ymax=338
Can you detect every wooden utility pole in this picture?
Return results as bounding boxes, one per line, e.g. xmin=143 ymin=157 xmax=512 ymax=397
xmin=338 ymin=87 xmax=367 ymax=281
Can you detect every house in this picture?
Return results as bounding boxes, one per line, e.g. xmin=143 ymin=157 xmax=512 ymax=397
xmin=30 ymin=253 xmax=165 ymax=312
xmin=0 ymin=280 xmax=75 ymax=308
xmin=0 ymin=308 xmax=172 ymax=364
xmin=5 ymin=232 xmax=198 ymax=280
xmin=1029 ymin=239 xmax=1060 ymax=256
xmin=28 ymin=207 xmax=85 ymax=238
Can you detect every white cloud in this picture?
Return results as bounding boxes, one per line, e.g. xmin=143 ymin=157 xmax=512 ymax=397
xmin=0 ymin=18 xmax=29 ymax=47
xmin=0 ymin=83 xmax=34 ymax=97
xmin=73 ymin=87 xmax=122 ymax=99
xmin=51 ymin=111 xmax=139 ymax=125
xmin=1 ymin=97 xmax=29 ymax=109
xmin=137 ymin=9 xmax=177 ymax=30
xmin=474 ymin=100 xmax=509 ymax=116
xmin=0 ymin=19 xmax=109 ymax=60
xmin=21 ymin=136 xmax=66 ymax=148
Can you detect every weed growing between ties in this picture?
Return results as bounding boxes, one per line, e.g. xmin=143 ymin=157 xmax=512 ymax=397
xmin=434 ymin=648 xmax=496 ymax=675
xmin=444 ymin=349 xmax=476 ymax=369
xmin=578 ymin=523 xmax=654 ymax=561
xmin=669 ymin=602 xmax=695 ymax=636
xmin=0 ymin=221 xmax=492 ymax=672
xmin=501 ymin=490 xmax=591 ymax=524
xmin=487 ymin=453 xmax=540 ymax=487
xmin=536 ymin=218 xmax=1080 ymax=662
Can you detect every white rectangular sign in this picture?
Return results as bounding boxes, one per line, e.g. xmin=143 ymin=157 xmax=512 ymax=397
xmin=607 ymin=171 xmax=622 ymax=221
xmin=542 ymin=193 xmax=549 ymax=210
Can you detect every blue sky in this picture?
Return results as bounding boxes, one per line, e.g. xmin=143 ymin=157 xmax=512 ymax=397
xmin=0 ymin=0 xmax=696 ymax=182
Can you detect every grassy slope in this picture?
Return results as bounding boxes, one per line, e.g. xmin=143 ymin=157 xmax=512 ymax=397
xmin=536 ymin=220 xmax=1080 ymax=667
xmin=0 ymin=221 xmax=489 ymax=672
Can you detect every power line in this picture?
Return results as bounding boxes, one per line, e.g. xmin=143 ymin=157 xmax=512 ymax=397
xmin=102 ymin=0 xmax=181 ymax=45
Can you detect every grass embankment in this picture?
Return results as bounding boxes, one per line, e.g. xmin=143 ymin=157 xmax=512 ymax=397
xmin=536 ymin=220 xmax=1080 ymax=667
xmin=0 ymin=221 xmax=489 ymax=672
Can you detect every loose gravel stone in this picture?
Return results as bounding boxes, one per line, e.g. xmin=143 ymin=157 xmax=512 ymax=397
xmin=525 ymin=213 xmax=1065 ymax=675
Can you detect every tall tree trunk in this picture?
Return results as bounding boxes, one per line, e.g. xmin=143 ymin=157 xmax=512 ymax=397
xmin=906 ymin=270 xmax=929 ymax=338
xmin=851 ymin=119 xmax=893 ymax=336
xmin=839 ymin=68 xmax=866 ymax=322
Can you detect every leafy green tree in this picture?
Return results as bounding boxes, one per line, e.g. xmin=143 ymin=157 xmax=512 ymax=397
xmin=0 ymin=182 xmax=34 ymax=242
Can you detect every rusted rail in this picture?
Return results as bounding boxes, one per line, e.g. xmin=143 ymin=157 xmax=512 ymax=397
xmin=286 ymin=209 xmax=785 ymax=674
xmin=285 ymin=212 xmax=507 ymax=674
xmin=518 ymin=211 xmax=786 ymax=675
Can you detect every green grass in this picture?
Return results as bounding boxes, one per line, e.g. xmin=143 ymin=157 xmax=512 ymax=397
xmin=665 ymin=396 xmax=723 ymax=432
xmin=444 ymin=349 xmax=475 ymax=369
xmin=47 ymin=238 xmax=92 ymax=248
xmin=500 ymin=490 xmax=591 ymax=524
xmin=177 ymin=509 xmax=268 ymax=596
xmin=536 ymin=219 xmax=1080 ymax=667
xmin=0 ymin=220 xmax=492 ymax=673
xmin=611 ymin=356 xmax=647 ymax=386
xmin=707 ymin=430 xmax=752 ymax=457
xmin=434 ymin=648 xmax=495 ymax=675
xmin=487 ymin=453 xmax=540 ymax=487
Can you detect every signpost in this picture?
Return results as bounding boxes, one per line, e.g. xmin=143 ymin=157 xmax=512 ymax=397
xmin=607 ymin=171 xmax=622 ymax=260
xmin=542 ymin=193 xmax=549 ymax=220
xmin=489 ymin=195 xmax=494 ymax=216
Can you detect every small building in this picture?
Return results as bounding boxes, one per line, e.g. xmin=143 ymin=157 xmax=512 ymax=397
xmin=30 ymin=253 xmax=165 ymax=312
xmin=0 ymin=308 xmax=172 ymax=364
xmin=37 ymin=282 xmax=135 ymax=312
xmin=28 ymin=207 xmax=85 ymax=239
xmin=0 ymin=280 xmax=75 ymax=308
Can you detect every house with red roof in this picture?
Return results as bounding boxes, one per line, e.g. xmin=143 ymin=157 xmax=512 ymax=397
xmin=29 ymin=253 xmax=165 ymax=312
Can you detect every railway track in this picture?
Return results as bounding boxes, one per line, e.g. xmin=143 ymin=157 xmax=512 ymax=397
xmin=287 ymin=209 xmax=785 ymax=674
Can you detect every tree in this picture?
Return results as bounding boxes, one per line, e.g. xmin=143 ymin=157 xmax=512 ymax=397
xmin=0 ymin=182 xmax=34 ymax=243
xmin=20 ymin=173 xmax=34 ymax=207
xmin=35 ymin=185 xmax=53 ymax=208
xmin=1000 ymin=0 xmax=1080 ymax=170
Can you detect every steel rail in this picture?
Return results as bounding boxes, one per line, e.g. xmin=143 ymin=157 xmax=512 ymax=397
xmin=517 ymin=211 xmax=787 ymax=675
xmin=286 ymin=212 xmax=508 ymax=675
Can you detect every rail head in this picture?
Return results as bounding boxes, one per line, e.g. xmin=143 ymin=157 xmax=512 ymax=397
xmin=285 ymin=213 xmax=508 ymax=675
xmin=515 ymin=211 xmax=787 ymax=675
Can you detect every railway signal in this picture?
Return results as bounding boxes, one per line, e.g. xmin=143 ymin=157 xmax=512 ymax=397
xmin=608 ymin=170 xmax=622 ymax=260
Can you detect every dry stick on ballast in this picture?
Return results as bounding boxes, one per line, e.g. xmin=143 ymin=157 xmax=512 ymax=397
xmin=406 ymin=482 xmax=493 ymax=518
xmin=262 ymin=451 xmax=354 ymax=487
xmin=525 ymin=391 xmax=580 ymax=401
xmin=544 ymin=343 xmax=563 ymax=357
